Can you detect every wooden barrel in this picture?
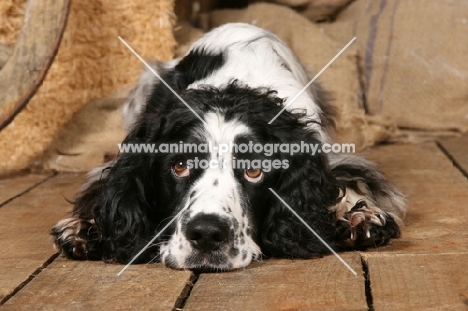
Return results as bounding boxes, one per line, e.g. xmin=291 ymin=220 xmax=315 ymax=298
xmin=0 ymin=0 xmax=70 ymax=130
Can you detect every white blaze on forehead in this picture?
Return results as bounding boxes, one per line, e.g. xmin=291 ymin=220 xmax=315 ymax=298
xmin=203 ymin=112 xmax=250 ymax=169
xmin=203 ymin=112 xmax=250 ymax=152
xmin=188 ymin=112 xmax=250 ymax=215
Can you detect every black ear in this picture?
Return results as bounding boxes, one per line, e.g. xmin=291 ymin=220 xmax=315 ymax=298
xmin=90 ymin=152 xmax=160 ymax=263
xmin=51 ymin=153 xmax=157 ymax=263
xmin=75 ymin=96 xmax=178 ymax=261
xmin=261 ymin=153 xmax=341 ymax=258
xmin=88 ymin=97 xmax=201 ymax=263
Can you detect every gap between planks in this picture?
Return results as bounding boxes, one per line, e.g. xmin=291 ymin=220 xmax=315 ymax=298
xmin=0 ymin=254 xmax=59 ymax=306
xmin=0 ymin=172 xmax=57 ymax=208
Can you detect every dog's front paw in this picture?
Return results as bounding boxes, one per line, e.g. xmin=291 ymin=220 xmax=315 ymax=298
xmin=335 ymin=200 xmax=400 ymax=249
xmin=51 ymin=217 xmax=101 ymax=260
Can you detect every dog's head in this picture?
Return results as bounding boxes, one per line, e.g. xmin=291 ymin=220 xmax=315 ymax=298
xmin=89 ymin=82 xmax=340 ymax=271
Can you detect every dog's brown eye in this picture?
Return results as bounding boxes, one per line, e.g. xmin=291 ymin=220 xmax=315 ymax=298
xmin=244 ymin=168 xmax=263 ymax=183
xmin=173 ymin=158 xmax=189 ymax=177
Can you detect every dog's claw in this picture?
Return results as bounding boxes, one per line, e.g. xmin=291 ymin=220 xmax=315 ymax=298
xmin=337 ymin=200 xmax=391 ymax=245
xmin=379 ymin=214 xmax=386 ymax=224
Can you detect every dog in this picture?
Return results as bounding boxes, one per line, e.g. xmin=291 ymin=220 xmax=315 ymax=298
xmin=51 ymin=23 xmax=405 ymax=271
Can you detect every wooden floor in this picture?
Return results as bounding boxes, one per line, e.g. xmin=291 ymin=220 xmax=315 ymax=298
xmin=1 ymin=138 xmax=467 ymax=310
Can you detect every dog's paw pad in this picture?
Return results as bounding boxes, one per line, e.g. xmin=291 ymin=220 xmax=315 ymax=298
xmin=347 ymin=200 xmax=386 ymax=238
xmin=335 ymin=200 xmax=393 ymax=248
xmin=51 ymin=218 xmax=98 ymax=259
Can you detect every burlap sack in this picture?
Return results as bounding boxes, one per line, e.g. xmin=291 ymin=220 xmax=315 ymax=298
xmin=300 ymin=0 xmax=356 ymax=22
xmin=174 ymin=21 xmax=206 ymax=58
xmin=36 ymin=88 xmax=129 ymax=172
xmin=321 ymin=0 xmax=468 ymax=134
xmin=0 ymin=0 xmax=175 ymax=173
xmin=210 ymin=3 xmax=394 ymax=149
xmin=267 ymin=0 xmax=355 ymax=22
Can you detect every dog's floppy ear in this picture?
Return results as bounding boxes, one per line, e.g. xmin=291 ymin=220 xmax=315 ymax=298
xmin=73 ymin=91 xmax=184 ymax=263
xmin=82 ymin=90 xmax=202 ymax=263
xmin=262 ymin=151 xmax=341 ymax=258
xmin=92 ymin=152 xmax=158 ymax=263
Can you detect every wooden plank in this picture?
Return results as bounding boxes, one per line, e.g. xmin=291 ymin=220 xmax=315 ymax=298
xmin=184 ymin=254 xmax=367 ymax=311
xmin=364 ymin=253 xmax=468 ymax=310
xmin=0 ymin=172 xmax=53 ymax=205
xmin=363 ymin=142 xmax=468 ymax=254
xmin=363 ymin=143 xmax=468 ymax=309
xmin=438 ymin=133 xmax=468 ymax=178
xmin=0 ymin=174 xmax=84 ymax=301
xmin=2 ymin=257 xmax=193 ymax=310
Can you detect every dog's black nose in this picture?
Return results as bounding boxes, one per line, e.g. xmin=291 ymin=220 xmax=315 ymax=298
xmin=185 ymin=214 xmax=230 ymax=252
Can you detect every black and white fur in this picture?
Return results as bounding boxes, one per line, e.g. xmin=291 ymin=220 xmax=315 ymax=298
xmin=52 ymin=23 xmax=405 ymax=271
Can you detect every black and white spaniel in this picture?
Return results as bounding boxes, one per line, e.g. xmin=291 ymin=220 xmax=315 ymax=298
xmin=52 ymin=23 xmax=405 ymax=271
